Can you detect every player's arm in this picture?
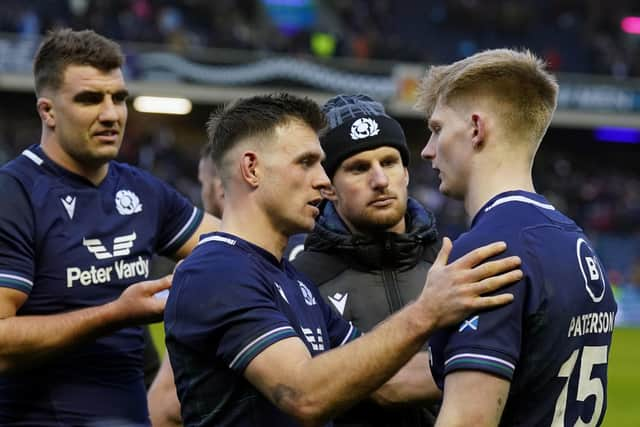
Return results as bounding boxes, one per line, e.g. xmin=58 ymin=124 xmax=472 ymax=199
xmin=370 ymin=351 xmax=441 ymax=406
xmin=0 ymin=275 xmax=170 ymax=373
xmin=244 ymin=239 xmax=521 ymax=426
xmin=435 ymin=371 xmax=510 ymax=427
xmin=171 ymin=212 xmax=220 ymax=260
xmin=148 ymin=354 xmax=183 ymax=427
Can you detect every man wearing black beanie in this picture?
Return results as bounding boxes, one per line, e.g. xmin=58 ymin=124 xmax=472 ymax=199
xmin=294 ymin=94 xmax=442 ymax=427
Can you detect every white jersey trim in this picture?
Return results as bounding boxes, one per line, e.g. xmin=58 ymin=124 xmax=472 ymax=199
xmin=229 ymin=326 xmax=296 ymax=369
xmin=484 ymin=195 xmax=555 ymax=213
xmin=445 ymin=352 xmax=516 ymax=370
xmin=0 ymin=273 xmax=33 ymax=288
xmin=22 ymin=149 xmax=43 ymax=165
xmin=339 ymin=322 xmax=356 ymax=346
xmin=199 ymin=235 xmax=237 ymax=246
xmin=159 ymin=207 xmax=199 ymax=253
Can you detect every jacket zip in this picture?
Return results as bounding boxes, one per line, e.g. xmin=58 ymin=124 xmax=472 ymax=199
xmin=382 ymin=268 xmax=403 ymax=314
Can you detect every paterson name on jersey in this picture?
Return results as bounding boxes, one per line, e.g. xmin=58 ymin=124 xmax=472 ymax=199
xmin=568 ymin=311 xmax=615 ymax=337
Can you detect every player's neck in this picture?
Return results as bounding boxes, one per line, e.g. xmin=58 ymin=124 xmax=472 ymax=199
xmin=40 ymin=137 xmax=109 ymax=186
xmin=464 ymin=163 xmax=535 ymax=222
xmin=220 ymin=202 xmax=289 ymax=261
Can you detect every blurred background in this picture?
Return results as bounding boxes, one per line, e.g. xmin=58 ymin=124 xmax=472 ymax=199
xmin=0 ymin=1 xmax=638 ymax=425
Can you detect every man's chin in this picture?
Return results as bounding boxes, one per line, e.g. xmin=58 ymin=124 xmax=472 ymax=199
xmin=440 ymin=185 xmax=463 ymax=200
xmin=355 ymin=211 xmax=404 ymax=232
xmin=285 ymin=218 xmax=315 ymax=236
xmin=86 ymin=144 xmax=120 ymax=161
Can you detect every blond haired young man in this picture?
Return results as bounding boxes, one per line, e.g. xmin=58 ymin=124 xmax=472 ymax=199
xmin=418 ymin=49 xmax=617 ymax=427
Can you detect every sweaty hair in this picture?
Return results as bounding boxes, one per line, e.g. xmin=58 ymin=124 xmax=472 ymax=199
xmin=33 ymin=28 xmax=124 ymax=95
xmin=206 ymin=93 xmax=325 ymax=182
xmin=416 ymin=48 xmax=559 ymax=145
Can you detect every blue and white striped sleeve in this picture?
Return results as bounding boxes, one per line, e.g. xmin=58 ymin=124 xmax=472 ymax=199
xmin=153 ymin=177 xmax=204 ymax=256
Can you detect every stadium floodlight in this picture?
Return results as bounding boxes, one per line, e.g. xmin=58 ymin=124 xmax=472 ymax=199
xmin=621 ymin=16 xmax=640 ymax=34
xmin=133 ymin=96 xmax=192 ymax=115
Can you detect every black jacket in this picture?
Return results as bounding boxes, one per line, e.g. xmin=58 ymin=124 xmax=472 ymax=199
xmin=293 ymin=198 xmax=440 ymax=427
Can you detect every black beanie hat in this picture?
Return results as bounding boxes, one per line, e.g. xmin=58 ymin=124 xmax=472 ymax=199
xmin=320 ymin=94 xmax=410 ymax=178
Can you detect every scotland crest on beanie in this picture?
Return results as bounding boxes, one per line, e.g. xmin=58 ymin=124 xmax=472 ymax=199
xmin=320 ymin=94 xmax=409 ymax=178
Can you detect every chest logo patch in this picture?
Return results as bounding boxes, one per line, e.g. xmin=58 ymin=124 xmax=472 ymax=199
xmin=115 ymin=190 xmax=143 ymax=215
xmin=60 ymin=195 xmax=76 ymax=219
xmin=328 ymin=292 xmax=348 ymax=315
xmin=274 ymin=282 xmax=289 ymax=304
xmin=298 ymin=281 xmax=316 ymax=306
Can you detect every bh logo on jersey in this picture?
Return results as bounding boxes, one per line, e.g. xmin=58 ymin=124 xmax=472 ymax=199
xmin=576 ymin=238 xmax=606 ymax=302
xmin=350 ymin=118 xmax=380 ymax=140
xmin=302 ymin=327 xmax=325 ymax=351
xmin=115 ymin=190 xmax=143 ymax=215
xmin=298 ymin=281 xmax=316 ymax=306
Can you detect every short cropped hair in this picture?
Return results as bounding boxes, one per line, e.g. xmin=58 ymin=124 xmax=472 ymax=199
xmin=33 ymin=28 xmax=124 ymax=95
xmin=206 ymin=93 xmax=326 ymax=182
xmin=416 ymin=48 xmax=559 ymax=145
xmin=199 ymin=142 xmax=219 ymax=176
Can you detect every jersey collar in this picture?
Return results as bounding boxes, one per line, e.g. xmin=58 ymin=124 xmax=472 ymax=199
xmin=471 ymin=190 xmax=555 ymax=228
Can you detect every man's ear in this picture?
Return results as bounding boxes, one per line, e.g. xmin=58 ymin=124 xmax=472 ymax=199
xmin=37 ymin=97 xmax=55 ymax=128
xmin=240 ymin=151 xmax=260 ymax=188
xmin=320 ymin=185 xmax=338 ymax=201
xmin=470 ymin=113 xmax=487 ymax=149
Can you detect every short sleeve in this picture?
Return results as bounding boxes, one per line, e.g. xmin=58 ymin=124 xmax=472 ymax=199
xmin=167 ymin=258 xmax=299 ymax=373
xmin=150 ymin=176 xmax=204 ymax=256
xmin=432 ymin=230 xmax=527 ymax=383
xmin=0 ymin=173 xmax=35 ymax=294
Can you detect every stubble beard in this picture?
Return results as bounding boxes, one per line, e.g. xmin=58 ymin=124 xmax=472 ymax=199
xmin=350 ymin=202 xmax=406 ymax=233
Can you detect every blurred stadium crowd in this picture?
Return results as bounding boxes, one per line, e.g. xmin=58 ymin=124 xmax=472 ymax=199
xmin=0 ymin=0 xmax=638 ymax=319
xmin=1 ymin=0 xmax=640 ymax=77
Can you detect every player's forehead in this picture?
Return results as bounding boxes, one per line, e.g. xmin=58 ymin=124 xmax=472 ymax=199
xmin=273 ymin=119 xmax=323 ymax=157
xmin=60 ymin=64 xmax=127 ymax=94
xmin=342 ymin=146 xmax=401 ymax=166
xmin=428 ymin=100 xmax=449 ymax=121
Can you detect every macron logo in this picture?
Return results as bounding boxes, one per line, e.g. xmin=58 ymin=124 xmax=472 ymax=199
xmin=328 ymin=292 xmax=348 ymax=315
xmin=83 ymin=232 xmax=137 ymax=260
xmin=61 ymin=195 xmax=76 ymax=219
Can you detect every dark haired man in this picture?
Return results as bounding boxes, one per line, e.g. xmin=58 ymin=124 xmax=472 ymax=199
xmin=0 ymin=28 xmax=218 ymax=425
xmin=165 ymin=92 xmax=522 ymax=427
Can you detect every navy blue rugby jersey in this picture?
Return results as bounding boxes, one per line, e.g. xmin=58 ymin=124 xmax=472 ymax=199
xmin=0 ymin=145 xmax=203 ymax=425
xmin=165 ymin=232 xmax=360 ymax=427
xmin=429 ymin=190 xmax=617 ymax=427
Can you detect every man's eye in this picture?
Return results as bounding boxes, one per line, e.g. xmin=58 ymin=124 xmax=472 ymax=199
xmin=113 ymin=93 xmax=129 ymax=103
xmin=354 ymin=165 xmax=368 ymax=173
xmin=76 ymin=93 xmax=103 ymax=104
